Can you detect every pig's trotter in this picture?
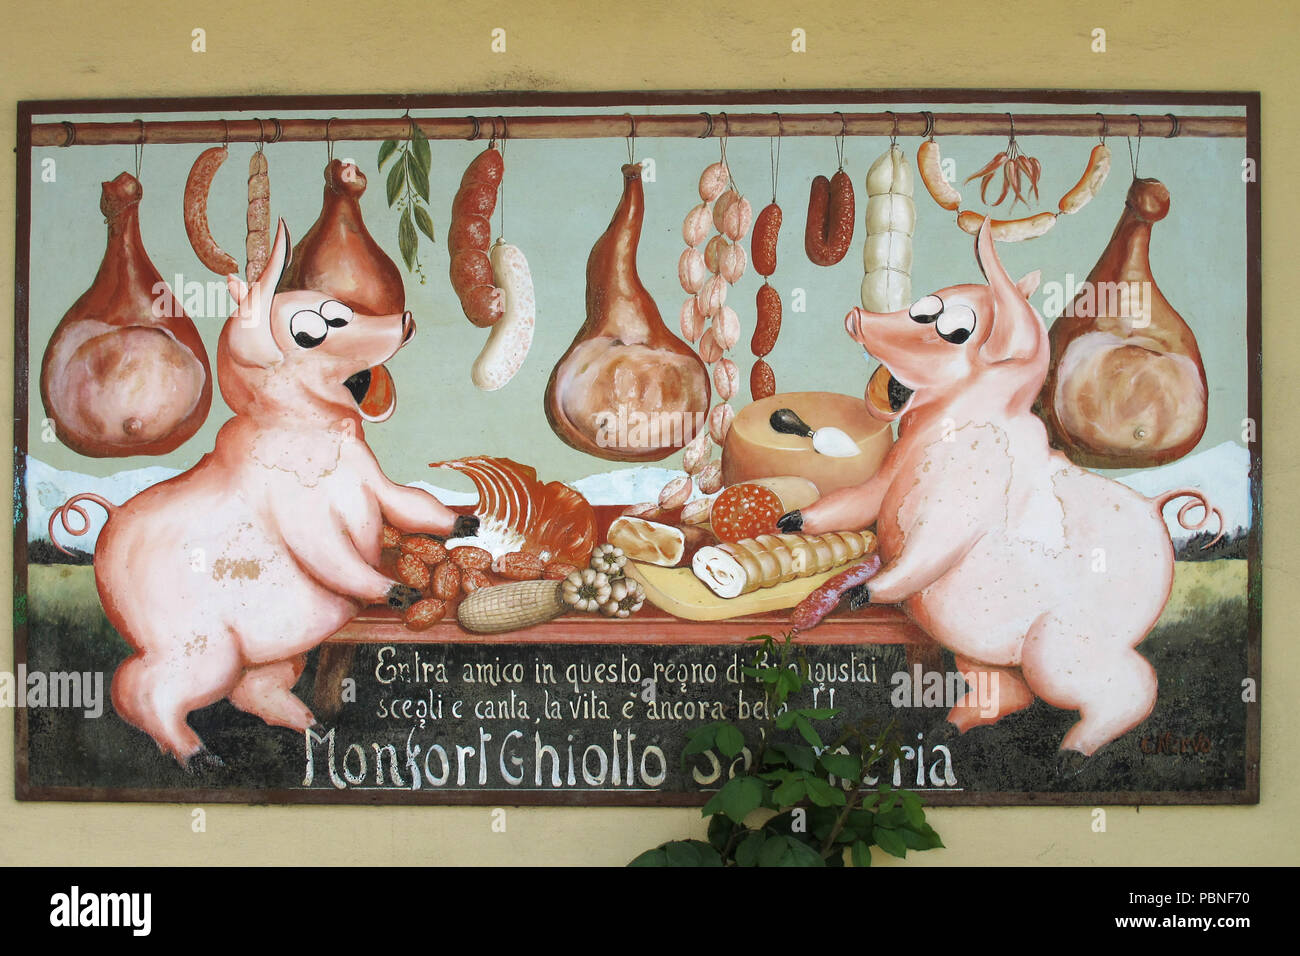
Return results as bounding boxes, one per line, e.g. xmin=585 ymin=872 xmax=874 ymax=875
xmin=386 ymin=583 xmax=422 ymax=610
xmin=928 ymin=721 xmax=960 ymax=745
xmin=1055 ymin=749 xmax=1092 ymax=781
xmin=844 ymin=583 xmax=870 ymax=610
xmin=185 ymin=748 xmax=226 ymax=774
xmin=312 ymin=644 xmax=357 ymax=721
xmin=452 ymin=515 xmax=480 ymax=538
xmin=776 ymin=509 xmax=803 ymax=533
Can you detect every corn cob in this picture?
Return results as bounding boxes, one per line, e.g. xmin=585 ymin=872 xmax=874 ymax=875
xmin=692 ymin=530 xmax=876 ymax=599
xmin=457 ymin=579 xmax=569 ymax=634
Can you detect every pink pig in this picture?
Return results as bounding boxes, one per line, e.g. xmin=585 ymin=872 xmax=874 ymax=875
xmin=779 ymin=221 xmax=1221 ymax=769
xmin=51 ymin=220 xmax=472 ymax=768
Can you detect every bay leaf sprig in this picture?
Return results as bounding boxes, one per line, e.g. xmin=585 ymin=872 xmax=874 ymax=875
xmin=378 ymin=117 xmax=436 ymax=282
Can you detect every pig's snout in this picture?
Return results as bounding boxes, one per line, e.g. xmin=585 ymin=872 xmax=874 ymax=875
xmin=401 ymin=311 xmax=415 ymax=344
xmin=845 ymin=308 xmax=864 ymax=343
xmin=845 ymin=307 xmax=878 ymax=346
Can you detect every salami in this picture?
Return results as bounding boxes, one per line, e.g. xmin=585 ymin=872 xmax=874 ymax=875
xmin=752 ymin=283 xmax=782 ymax=357
xmin=449 ymin=147 xmax=505 ymax=327
xmin=245 ymin=151 xmax=270 ymax=281
xmin=750 ymin=358 xmax=776 ymax=400
xmin=709 ymin=483 xmax=783 ymax=543
xmin=751 ymin=202 xmax=782 ymax=277
xmin=790 ymin=555 xmax=883 ymax=631
xmin=184 ymin=146 xmax=239 ymax=276
xmin=805 ymin=169 xmax=854 ymax=266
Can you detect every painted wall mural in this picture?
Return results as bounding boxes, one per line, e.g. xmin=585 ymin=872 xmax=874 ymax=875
xmin=11 ymin=91 xmax=1260 ymax=804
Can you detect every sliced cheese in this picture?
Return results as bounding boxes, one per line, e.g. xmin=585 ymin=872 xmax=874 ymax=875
xmin=626 ymin=561 xmax=842 ymax=622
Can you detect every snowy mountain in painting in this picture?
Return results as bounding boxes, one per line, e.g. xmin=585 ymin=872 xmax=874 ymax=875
xmin=23 ymin=441 xmax=1253 ymax=553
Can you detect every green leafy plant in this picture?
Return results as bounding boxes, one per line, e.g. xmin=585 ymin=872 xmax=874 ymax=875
xmin=629 ymin=633 xmax=943 ymax=867
xmin=377 ymin=117 xmax=436 ymax=283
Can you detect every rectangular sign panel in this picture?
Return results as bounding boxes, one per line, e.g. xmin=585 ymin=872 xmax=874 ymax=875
xmin=12 ymin=90 xmax=1260 ymax=804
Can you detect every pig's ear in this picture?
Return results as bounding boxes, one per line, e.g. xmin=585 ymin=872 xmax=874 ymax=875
xmin=224 ymin=221 xmax=291 ymax=369
xmin=974 ymin=219 xmax=1041 ymax=365
xmin=1017 ymin=270 xmax=1041 ymax=300
xmin=258 ymin=218 xmax=293 ymax=288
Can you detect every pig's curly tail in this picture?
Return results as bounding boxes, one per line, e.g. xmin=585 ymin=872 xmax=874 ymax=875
xmin=48 ymin=493 xmax=116 ymax=556
xmin=1152 ymin=488 xmax=1224 ymax=549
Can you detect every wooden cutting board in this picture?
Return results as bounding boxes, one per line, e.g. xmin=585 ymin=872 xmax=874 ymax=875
xmin=624 ymin=561 xmax=841 ymax=622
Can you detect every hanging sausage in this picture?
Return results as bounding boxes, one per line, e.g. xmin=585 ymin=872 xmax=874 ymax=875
xmin=41 ymin=172 xmax=212 ymax=458
xmin=545 ymin=163 xmax=710 ymax=461
xmin=1037 ymin=177 xmax=1208 ymax=467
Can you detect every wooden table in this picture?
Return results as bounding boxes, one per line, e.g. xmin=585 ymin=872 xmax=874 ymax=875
xmin=312 ymin=503 xmax=938 ymax=717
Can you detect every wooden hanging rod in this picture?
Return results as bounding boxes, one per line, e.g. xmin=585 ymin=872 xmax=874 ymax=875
xmin=30 ymin=110 xmax=1243 ymax=147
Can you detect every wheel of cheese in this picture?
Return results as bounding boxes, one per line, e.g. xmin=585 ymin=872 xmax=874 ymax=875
xmin=721 ymin=391 xmax=893 ymax=496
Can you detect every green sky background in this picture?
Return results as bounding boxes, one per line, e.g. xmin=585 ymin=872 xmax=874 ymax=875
xmin=26 ymin=100 xmax=1247 ymax=494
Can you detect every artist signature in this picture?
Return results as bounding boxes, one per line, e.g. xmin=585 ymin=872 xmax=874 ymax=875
xmin=1139 ymin=731 xmax=1213 ymax=755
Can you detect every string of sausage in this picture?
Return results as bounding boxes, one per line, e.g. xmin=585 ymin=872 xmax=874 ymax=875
xmin=448 ymin=147 xmax=505 ymax=328
xmin=670 ymin=159 xmax=750 ymax=505
xmin=750 ymin=203 xmax=781 ymax=399
xmin=918 ymin=139 xmax=1112 ymax=241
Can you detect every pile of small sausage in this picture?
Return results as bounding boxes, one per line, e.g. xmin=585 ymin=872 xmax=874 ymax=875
xmin=383 ymin=524 xmax=578 ymax=630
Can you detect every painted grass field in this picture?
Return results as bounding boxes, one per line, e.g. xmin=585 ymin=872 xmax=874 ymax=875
xmin=16 ymin=560 xmax=1252 ymax=798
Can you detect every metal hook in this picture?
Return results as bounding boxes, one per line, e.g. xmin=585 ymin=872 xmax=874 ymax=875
xmin=60 ymin=121 xmax=76 ymax=147
xmin=325 ymin=117 xmax=336 ymax=161
xmin=769 ymin=113 xmax=783 ymax=203
xmin=221 ymin=119 xmax=230 ymax=149
xmin=256 ymin=118 xmax=266 ymax=153
xmin=1096 ymin=112 xmax=1108 ymax=144
xmin=1165 ymin=112 xmax=1181 ymax=138
xmin=1007 ymin=112 xmax=1016 ymax=141
xmin=833 ymin=111 xmax=848 ymax=169
xmin=466 ymin=116 xmax=481 ymax=141
xmin=885 ymin=110 xmax=898 ymax=147
xmin=625 ymin=113 xmax=636 ymax=163
xmin=698 ymin=112 xmax=714 ymax=139
xmin=1126 ymin=114 xmax=1144 ymax=178
xmin=268 ymin=118 xmax=283 ymax=144
xmin=920 ymin=110 xmax=935 ymax=139
xmin=134 ymin=119 xmax=145 ymax=178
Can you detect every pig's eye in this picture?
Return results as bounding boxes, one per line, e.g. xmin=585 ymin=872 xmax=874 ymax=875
xmin=937 ymin=304 xmax=976 ymax=344
xmin=290 ymin=310 xmax=328 ymax=348
xmin=320 ymin=299 xmax=352 ymax=328
xmin=909 ymin=295 xmax=943 ymax=323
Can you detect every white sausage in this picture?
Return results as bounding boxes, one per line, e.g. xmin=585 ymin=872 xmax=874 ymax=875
xmin=862 ymin=145 xmax=915 ymax=313
xmin=471 ymin=241 xmax=535 ymax=391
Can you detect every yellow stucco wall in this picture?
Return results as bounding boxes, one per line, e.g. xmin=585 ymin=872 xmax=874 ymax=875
xmin=1 ymin=0 xmax=1293 ymax=865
